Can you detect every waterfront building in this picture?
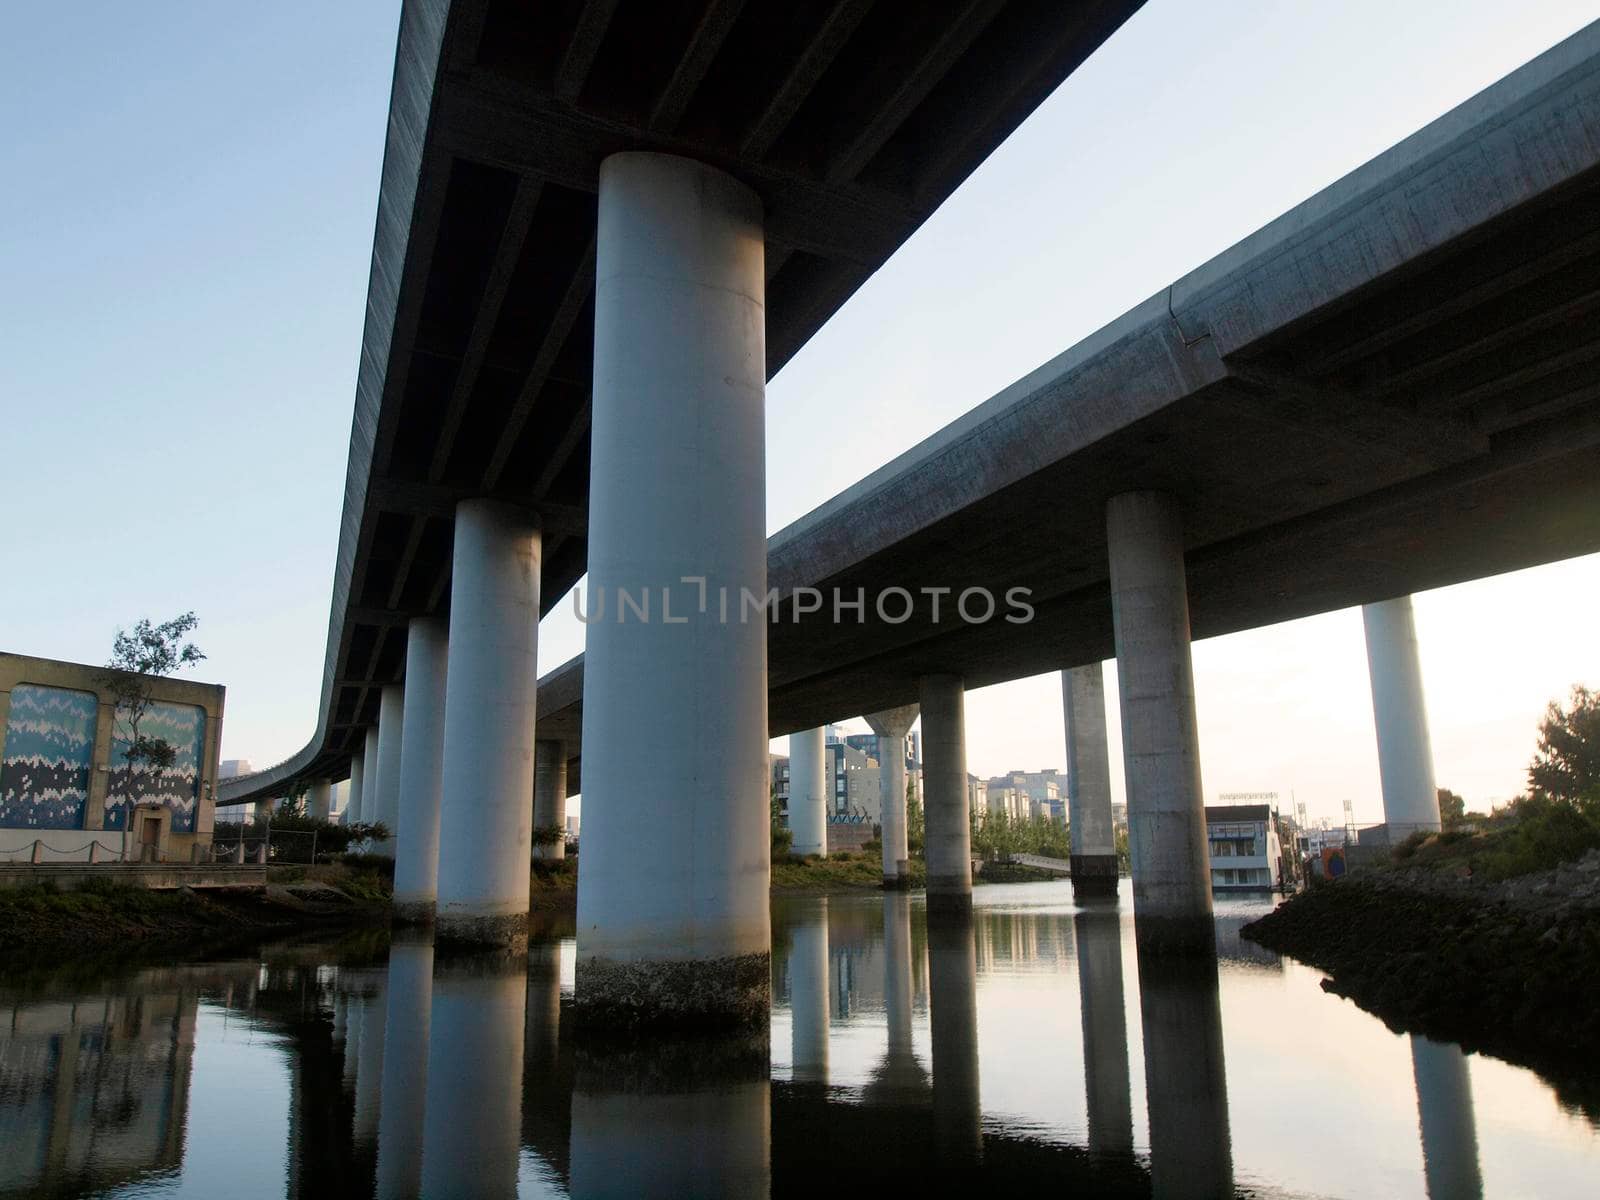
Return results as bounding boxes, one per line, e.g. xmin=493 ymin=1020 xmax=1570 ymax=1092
xmin=1204 ymin=803 xmax=1284 ymax=891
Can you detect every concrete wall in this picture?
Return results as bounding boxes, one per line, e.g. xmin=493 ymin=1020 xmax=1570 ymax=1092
xmin=0 ymin=652 xmax=224 ymax=863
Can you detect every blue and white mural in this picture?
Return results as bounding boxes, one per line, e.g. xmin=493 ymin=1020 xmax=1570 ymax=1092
xmin=0 ymin=685 xmax=99 ymax=829
xmin=105 ymin=701 xmax=205 ymax=834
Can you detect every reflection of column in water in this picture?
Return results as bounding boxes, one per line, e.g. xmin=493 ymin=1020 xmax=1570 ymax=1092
xmin=884 ymin=893 xmax=914 ymax=1059
xmin=1073 ymin=907 xmax=1133 ymax=1159
xmin=927 ymin=909 xmax=982 ymax=1164
xmin=1136 ymin=946 xmax=1232 ymax=1199
xmin=341 ymin=992 xmax=362 ymax=1091
xmin=570 ymin=1035 xmax=771 ymax=1197
xmin=525 ymin=938 xmax=563 ymax=1068
xmin=1410 ymin=1035 xmax=1484 ymax=1200
xmin=354 ymin=979 xmax=387 ymax=1146
xmin=790 ymin=898 xmax=830 ymax=1084
xmin=419 ymin=951 xmax=528 ymax=1200
xmin=375 ymin=936 xmax=434 ymax=1200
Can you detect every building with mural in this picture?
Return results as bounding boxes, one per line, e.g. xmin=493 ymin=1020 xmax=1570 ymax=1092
xmin=0 ymin=651 xmax=224 ymax=863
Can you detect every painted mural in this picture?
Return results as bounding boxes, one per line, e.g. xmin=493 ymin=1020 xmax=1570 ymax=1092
xmin=104 ymin=701 xmax=205 ymax=834
xmin=0 ymin=684 xmax=99 ymax=829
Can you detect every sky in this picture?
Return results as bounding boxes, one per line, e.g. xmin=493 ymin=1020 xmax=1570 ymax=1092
xmin=2 ymin=1 xmax=1597 ymax=826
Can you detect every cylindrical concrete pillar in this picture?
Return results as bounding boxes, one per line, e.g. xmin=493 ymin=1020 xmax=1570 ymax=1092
xmin=1106 ymin=491 xmax=1212 ymax=953
xmin=1063 ymin=663 xmax=1119 ymax=897
xmin=865 ymin=706 xmax=917 ymax=888
xmin=1410 ymin=1034 xmax=1484 ymax=1200
xmin=928 ymin=910 xmax=981 ymax=1165
xmin=347 ymin=752 xmax=365 ymax=825
xmin=919 ymin=675 xmax=971 ymax=911
xmin=1136 ymin=946 xmax=1233 ymax=1199
xmin=576 ymin=151 xmax=770 ymax=1029
xmin=372 ymin=684 xmax=405 ymax=857
xmin=1075 ymin=908 xmax=1133 ymax=1159
xmin=788 ymin=728 xmax=828 ymax=857
xmin=419 ymin=952 xmax=527 ymax=1200
xmin=394 ymin=618 xmax=449 ymax=922
xmin=788 ymin=898 xmax=829 ymax=1084
xmin=306 ymin=779 xmax=332 ymax=822
xmin=375 ymin=935 xmax=433 ymax=1200
xmin=362 ymin=727 xmax=380 ymax=833
xmin=1363 ymin=596 xmax=1441 ymax=834
xmin=435 ymin=499 xmax=541 ymax=946
xmin=532 ymin=739 xmax=568 ymax=862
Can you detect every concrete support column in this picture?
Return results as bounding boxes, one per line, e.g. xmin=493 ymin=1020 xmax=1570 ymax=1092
xmin=1106 ymin=491 xmax=1211 ymax=953
xmin=788 ymin=898 xmax=829 ymax=1084
xmin=306 ymin=779 xmax=332 ymax=822
xmin=1363 ymin=596 xmax=1441 ymax=833
xmin=788 ymin=727 xmax=828 ymax=857
xmin=919 ymin=675 xmax=971 ymax=911
xmin=532 ymin=739 xmax=568 ymax=862
xmin=347 ymin=753 xmax=365 ymax=825
xmin=371 ymin=684 xmax=405 ymax=857
xmin=576 ymin=151 xmax=770 ymax=1029
xmin=1410 ymin=1035 xmax=1484 ymax=1200
xmin=394 ymin=618 xmax=449 ymax=922
xmin=1074 ymin=908 xmax=1133 ymax=1159
xmin=865 ymin=706 xmax=918 ymax=888
xmin=928 ymin=911 xmax=981 ymax=1165
xmin=420 ymin=952 xmax=527 ymax=1200
xmin=435 ymin=499 xmax=541 ymax=947
xmin=362 ymin=727 xmax=380 ymax=833
xmin=375 ymin=935 xmax=433 ymax=1200
xmin=1063 ymin=663 xmax=1118 ymax=897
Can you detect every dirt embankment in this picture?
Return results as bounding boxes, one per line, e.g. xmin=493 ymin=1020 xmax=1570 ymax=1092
xmin=1243 ymin=850 xmax=1600 ymax=1114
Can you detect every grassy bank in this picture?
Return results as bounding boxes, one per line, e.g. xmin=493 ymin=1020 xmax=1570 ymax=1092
xmin=0 ymin=862 xmax=392 ymax=956
xmin=1244 ymin=849 xmax=1600 ymax=1115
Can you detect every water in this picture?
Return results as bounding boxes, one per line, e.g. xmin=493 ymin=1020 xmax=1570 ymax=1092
xmin=2 ymin=881 xmax=1595 ymax=1198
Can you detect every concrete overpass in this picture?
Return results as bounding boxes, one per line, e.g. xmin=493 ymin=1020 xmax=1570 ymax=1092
xmin=221 ymin=0 xmax=1144 ymax=803
xmin=223 ymin=8 xmax=1600 ymax=1021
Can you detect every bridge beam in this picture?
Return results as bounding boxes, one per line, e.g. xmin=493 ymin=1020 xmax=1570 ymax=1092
xmin=865 ymin=705 xmax=919 ymax=888
xmin=575 ymin=152 xmax=770 ymax=1030
xmin=1063 ymin=662 xmax=1119 ymax=897
xmin=788 ymin=727 xmax=828 ymax=858
xmin=920 ymin=674 xmax=972 ymax=912
xmin=1363 ymin=596 xmax=1442 ymax=833
xmin=531 ymin=738 xmax=567 ymax=862
xmin=435 ymin=500 xmax=542 ymax=947
xmin=1106 ymin=491 xmax=1213 ymax=953
xmin=394 ymin=617 xmax=449 ymax=922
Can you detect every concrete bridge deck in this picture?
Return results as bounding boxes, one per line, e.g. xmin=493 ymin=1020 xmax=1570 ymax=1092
xmin=225 ymin=18 xmax=1600 ymax=805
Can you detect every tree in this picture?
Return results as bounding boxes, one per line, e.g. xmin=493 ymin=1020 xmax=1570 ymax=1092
xmin=102 ymin=612 xmax=206 ymax=792
xmin=1528 ymin=685 xmax=1600 ymax=815
xmin=906 ymin=777 xmax=925 ymax=854
xmin=1437 ymin=787 xmax=1467 ymax=829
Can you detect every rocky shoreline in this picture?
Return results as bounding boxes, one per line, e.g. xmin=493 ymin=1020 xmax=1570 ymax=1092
xmin=1242 ymin=849 xmax=1600 ymax=1115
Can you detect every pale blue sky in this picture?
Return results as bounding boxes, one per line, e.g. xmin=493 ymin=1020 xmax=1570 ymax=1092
xmin=3 ymin=1 xmax=1596 ymax=822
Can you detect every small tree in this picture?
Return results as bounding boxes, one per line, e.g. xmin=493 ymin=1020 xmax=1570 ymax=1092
xmin=1529 ymin=685 xmax=1600 ymax=815
xmin=906 ymin=777 xmax=925 ymax=855
xmin=102 ymin=613 xmax=206 ymax=799
xmin=1437 ymin=787 xmax=1467 ymax=829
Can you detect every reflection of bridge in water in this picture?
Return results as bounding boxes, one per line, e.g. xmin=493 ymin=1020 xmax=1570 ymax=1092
xmin=0 ymin=897 xmax=1498 ymax=1198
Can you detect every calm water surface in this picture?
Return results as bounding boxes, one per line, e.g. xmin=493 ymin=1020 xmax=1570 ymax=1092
xmin=2 ymin=880 xmax=1596 ymax=1198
